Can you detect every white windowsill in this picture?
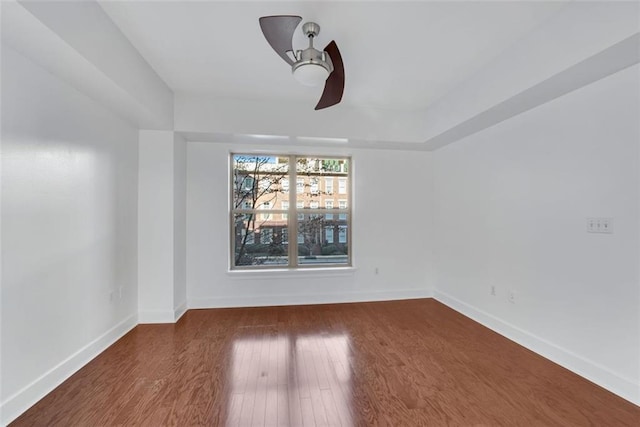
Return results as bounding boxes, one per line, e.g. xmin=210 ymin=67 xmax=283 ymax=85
xmin=226 ymin=266 xmax=357 ymax=280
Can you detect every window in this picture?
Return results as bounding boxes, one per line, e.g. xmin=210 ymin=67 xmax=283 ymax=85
xmin=261 ymin=228 xmax=273 ymax=244
xmin=259 ymin=178 xmax=270 ymax=191
xmin=338 ymin=200 xmax=347 ymax=220
xmin=325 ymin=226 xmax=334 ymax=244
xmin=338 ymin=225 xmax=347 ymax=243
xmin=261 ymin=201 xmax=271 ymax=220
xmin=310 ymin=178 xmax=319 ymax=194
xmin=325 ymin=178 xmax=333 ymax=194
xmin=240 ymin=176 xmax=255 ymax=192
xmin=338 ymin=179 xmax=347 ymax=194
xmin=241 ymin=228 xmax=254 ymax=245
xmin=325 ymin=200 xmax=334 ymax=219
xmin=232 ymin=154 xmax=351 ymax=269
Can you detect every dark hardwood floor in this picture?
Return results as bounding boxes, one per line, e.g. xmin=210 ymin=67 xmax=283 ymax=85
xmin=10 ymin=299 xmax=640 ymax=426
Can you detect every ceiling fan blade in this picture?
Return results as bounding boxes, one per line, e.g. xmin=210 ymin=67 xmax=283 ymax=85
xmin=259 ymin=15 xmax=302 ymax=65
xmin=315 ymin=41 xmax=345 ymax=110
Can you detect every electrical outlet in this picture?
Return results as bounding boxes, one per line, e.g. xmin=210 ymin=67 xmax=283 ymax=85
xmin=374 ymin=267 xmax=379 ymax=275
xmin=508 ymin=290 xmax=516 ymax=304
xmin=490 ymin=285 xmax=496 ymax=296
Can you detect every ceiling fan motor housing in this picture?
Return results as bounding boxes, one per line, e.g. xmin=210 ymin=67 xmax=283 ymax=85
xmin=292 ymin=48 xmax=334 ymax=74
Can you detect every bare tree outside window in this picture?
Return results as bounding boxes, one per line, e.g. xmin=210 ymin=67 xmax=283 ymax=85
xmin=232 ymin=155 xmax=289 ymax=266
xmin=231 ymin=154 xmax=351 ymax=269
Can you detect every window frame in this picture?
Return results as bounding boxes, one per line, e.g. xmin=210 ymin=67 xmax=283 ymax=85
xmin=230 ymin=153 xmax=352 ymax=270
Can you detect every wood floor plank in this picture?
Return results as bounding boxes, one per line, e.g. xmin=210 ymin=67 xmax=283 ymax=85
xmin=9 ymin=299 xmax=640 ymax=426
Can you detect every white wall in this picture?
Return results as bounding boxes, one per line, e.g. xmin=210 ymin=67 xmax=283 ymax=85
xmin=137 ymin=131 xmax=187 ymax=323
xmin=138 ymin=131 xmax=175 ymax=322
xmin=1 ymin=46 xmax=139 ymax=424
xmin=186 ymin=143 xmax=434 ymax=307
xmin=173 ymin=134 xmax=187 ymax=315
xmin=433 ymin=65 xmax=640 ymax=405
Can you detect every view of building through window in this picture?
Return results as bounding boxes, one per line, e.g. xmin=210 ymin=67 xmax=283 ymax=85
xmin=231 ymin=154 xmax=351 ymax=269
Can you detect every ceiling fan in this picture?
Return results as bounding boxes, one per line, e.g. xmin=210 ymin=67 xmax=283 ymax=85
xmin=259 ymin=15 xmax=345 ymax=110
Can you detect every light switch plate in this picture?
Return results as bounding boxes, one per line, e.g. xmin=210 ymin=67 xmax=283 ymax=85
xmin=587 ymin=217 xmax=613 ymax=234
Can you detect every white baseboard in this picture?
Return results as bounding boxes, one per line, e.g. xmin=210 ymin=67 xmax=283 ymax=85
xmin=188 ymin=288 xmax=433 ymax=309
xmin=138 ymin=309 xmax=177 ymax=324
xmin=174 ymin=301 xmax=187 ymax=322
xmin=138 ymin=302 xmax=188 ymax=324
xmin=434 ymin=290 xmax=640 ymax=406
xmin=0 ymin=314 xmax=138 ymax=426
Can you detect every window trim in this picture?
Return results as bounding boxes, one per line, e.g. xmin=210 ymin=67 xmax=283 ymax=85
xmin=230 ymin=153 xmax=351 ymax=271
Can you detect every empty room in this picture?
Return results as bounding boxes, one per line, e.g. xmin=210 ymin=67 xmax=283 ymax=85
xmin=1 ymin=0 xmax=639 ymax=425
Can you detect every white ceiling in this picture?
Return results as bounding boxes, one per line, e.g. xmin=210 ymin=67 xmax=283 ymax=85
xmin=99 ymin=1 xmax=568 ymax=112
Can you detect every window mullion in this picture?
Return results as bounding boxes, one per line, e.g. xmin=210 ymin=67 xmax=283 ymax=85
xmin=230 ymin=154 xmax=236 ymax=268
xmin=289 ymin=155 xmax=298 ymax=268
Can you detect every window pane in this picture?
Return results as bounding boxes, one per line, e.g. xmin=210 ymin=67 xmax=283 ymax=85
xmin=233 ymin=155 xmax=289 ymax=210
xmin=234 ymin=214 xmax=288 ymax=267
xmin=234 ymin=213 xmax=255 ymax=245
xmin=233 ymin=213 xmax=255 ymax=264
xmin=297 ymin=215 xmax=349 ymax=266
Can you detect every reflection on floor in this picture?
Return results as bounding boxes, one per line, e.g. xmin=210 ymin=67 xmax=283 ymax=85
xmin=228 ymin=334 xmax=352 ymax=426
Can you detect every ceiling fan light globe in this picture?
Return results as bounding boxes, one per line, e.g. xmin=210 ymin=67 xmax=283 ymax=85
xmin=293 ymin=63 xmax=330 ymax=87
